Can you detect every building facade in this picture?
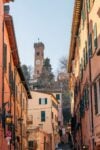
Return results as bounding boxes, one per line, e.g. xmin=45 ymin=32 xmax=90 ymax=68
xmin=0 ymin=2 xmax=31 ymax=150
xmin=27 ymin=91 xmax=59 ymax=150
xmin=68 ymin=0 xmax=100 ymax=150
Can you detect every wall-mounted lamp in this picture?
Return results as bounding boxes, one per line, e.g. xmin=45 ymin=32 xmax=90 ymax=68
xmin=5 ymin=112 xmax=12 ymax=124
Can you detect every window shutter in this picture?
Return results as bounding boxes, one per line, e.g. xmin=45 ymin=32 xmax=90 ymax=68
xmin=41 ymin=111 xmax=45 ymax=122
xmin=80 ymin=98 xmax=85 ymax=117
xmin=94 ymin=82 xmax=98 ymax=114
xmin=83 ymin=48 xmax=86 ymax=69
xmin=85 ymin=41 xmax=88 ymax=64
xmin=9 ymin=63 xmax=11 ymax=85
xmin=56 ymin=94 xmax=60 ymax=100
xmin=81 ymin=9 xmax=86 ymax=29
xmin=87 ymin=0 xmax=90 ymax=12
xmin=94 ymin=23 xmax=98 ymax=49
xmin=3 ymin=43 xmax=7 ymax=71
xmin=88 ymin=33 xmax=92 ymax=57
xmin=39 ymin=98 xmax=41 ymax=104
xmin=45 ymin=98 xmax=47 ymax=104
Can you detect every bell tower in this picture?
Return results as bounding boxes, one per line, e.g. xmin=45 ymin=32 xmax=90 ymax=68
xmin=33 ymin=42 xmax=45 ymax=80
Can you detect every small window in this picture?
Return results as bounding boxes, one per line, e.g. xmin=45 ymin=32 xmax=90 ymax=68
xmin=39 ymin=98 xmax=47 ymax=105
xmin=94 ymin=82 xmax=98 ymax=114
xmin=36 ymin=52 xmax=40 ymax=56
xmin=94 ymin=23 xmax=98 ymax=50
xmin=45 ymin=98 xmax=47 ymax=104
xmin=3 ymin=43 xmax=7 ymax=71
xmin=52 ymin=112 xmax=53 ymax=119
xmin=28 ymin=141 xmax=34 ymax=149
xmin=37 ymin=70 xmax=39 ymax=74
xmin=39 ymin=98 xmax=41 ymax=104
xmin=56 ymin=94 xmax=60 ymax=100
xmin=88 ymin=33 xmax=92 ymax=57
xmin=41 ymin=111 xmax=45 ymax=122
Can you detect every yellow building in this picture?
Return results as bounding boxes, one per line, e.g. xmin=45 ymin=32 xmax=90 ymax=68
xmin=27 ymin=90 xmax=59 ymax=150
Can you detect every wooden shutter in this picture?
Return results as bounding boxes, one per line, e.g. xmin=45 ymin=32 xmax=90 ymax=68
xmin=39 ymin=98 xmax=41 ymax=104
xmin=93 ymin=82 xmax=98 ymax=114
xmin=94 ymin=23 xmax=98 ymax=49
xmin=3 ymin=43 xmax=7 ymax=71
xmin=41 ymin=111 xmax=45 ymax=122
xmin=45 ymin=98 xmax=47 ymax=104
xmin=88 ymin=33 xmax=92 ymax=57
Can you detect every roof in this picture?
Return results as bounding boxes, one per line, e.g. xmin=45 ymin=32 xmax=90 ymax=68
xmin=3 ymin=0 xmax=14 ymax=3
xmin=17 ymin=67 xmax=32 ymax=99
xmin=68 ymin=0 xmax=82 ymax=73
xmin=31 ymin=90 xmax=59 ymax=104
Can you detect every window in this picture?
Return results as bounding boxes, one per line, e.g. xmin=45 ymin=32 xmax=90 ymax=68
xmin=22 ymin=98 xmax=25 ymax=109
xmin=28 ymin=141 xmax=34 ymax=150
xmin=36 ymin=52 xmax=40 ymax=56
xmin=39 ymin=98 xmax=47 ymax=105
xmin=85 ymin=41 xmax=88 ymax=64
xmin=88 ymin=33 xmax=92 ymax=57
xmin=3 ymin=43 xmax=7 ymax=71
xmin=94 ymin=23 xmax=98 ymax=49
xmin=56 ymin=94 xmax=60 ymax=100
xmin=52 ymin=112 xmax=53 ymax=119
xmin=87 ymin=0 xmax=90 ymax=12
xmin=93 ymin=78 xmax=100 ymax=114
xmin=37 ymin=70 xmax=39 ymax=74
xmin=41 ymin=111 xmax=45 ymax=122
xmin=94 ymin=82 xmax=98 ymax=114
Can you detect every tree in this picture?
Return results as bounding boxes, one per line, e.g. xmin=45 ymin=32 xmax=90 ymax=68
xmin=36 ymin=58 xmax=55 ymax=89
xmin=56 ymin=56 xmax=71 ymax=124
xmin=59 ymin=56 xmax=67 ymax=73
xmin=21 ymin=64 xmax=31 ymax=83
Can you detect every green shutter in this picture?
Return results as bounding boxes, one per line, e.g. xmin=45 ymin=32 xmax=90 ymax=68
xmin=87 ymin=0 xmax=90 ymax=12
xmin=94 ymin=23 xmax=98 ymax=49
xmin=88 ymin=34 xmax=92 ymax=57
xmin=56 ymin=94 xmax=60 ymax=100
xmin=45 ymin=98 xmax=47 ymax=104
xmin=94 ymin=82 xmax=98 ymax=114
xmin=41 ymin=111 xmax=45 ymax=122
xmin=3 ymin=43 xmax=7 ymax=71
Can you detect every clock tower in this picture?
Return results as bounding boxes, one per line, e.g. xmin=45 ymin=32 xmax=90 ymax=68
xmin=33 ymin=42 xmax=45 ymax=80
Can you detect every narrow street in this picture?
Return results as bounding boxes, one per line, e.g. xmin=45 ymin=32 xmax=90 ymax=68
xmin=0 ymin=0 xmax=100 ymax=150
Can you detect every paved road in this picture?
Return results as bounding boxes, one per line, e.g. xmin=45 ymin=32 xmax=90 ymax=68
xmin=63 ymin=144 xmax=72 ymax=150
xmin=57 ymin=143 xmax=73 ymax=150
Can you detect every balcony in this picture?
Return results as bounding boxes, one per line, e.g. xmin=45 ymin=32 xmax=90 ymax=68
xmin=27 ymin=115 xmax=33 ymax=125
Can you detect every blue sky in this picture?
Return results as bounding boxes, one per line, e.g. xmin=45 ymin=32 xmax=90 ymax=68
xmin=9 ymin=0 xmax=74 ymax=74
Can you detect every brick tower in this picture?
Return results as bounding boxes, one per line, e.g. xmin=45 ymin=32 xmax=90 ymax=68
xmin=33 ymin=42 xmax=45 ymax=80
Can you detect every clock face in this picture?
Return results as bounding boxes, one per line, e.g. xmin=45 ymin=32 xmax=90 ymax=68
xmin=36 ymin=59 xmax=40 ymax=65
